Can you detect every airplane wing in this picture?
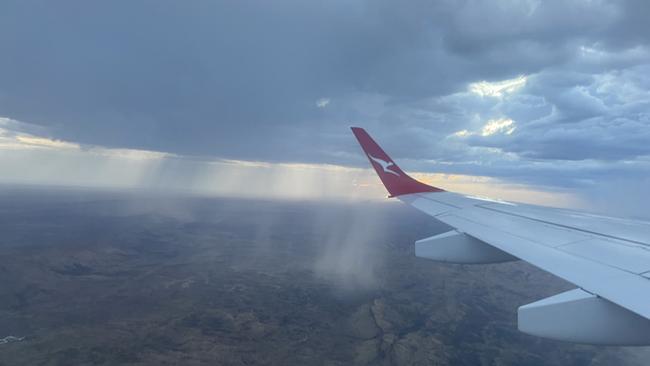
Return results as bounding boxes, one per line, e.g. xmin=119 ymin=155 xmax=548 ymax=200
xmin=351 ymin=127 xmax=650 ymax=345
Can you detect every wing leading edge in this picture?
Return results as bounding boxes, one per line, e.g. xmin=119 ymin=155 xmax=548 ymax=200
xmin=351 ymin=127 xmax=650 ymax=345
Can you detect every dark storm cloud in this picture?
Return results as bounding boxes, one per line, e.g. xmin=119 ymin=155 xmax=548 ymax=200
xmin=1 ymin=0 xmax=650 ymax=190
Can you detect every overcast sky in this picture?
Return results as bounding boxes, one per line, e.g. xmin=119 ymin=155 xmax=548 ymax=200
xmin=1 ymin=0 xmax=649 ymax=214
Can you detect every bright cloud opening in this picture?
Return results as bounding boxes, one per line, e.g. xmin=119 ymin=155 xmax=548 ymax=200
xmin=469 ymin=75 xmax=527 ymax=97
xmin=481 ymin=118 xmax=517 ymax=136
xmin=450 ymin=118 xmax=516 ymax=138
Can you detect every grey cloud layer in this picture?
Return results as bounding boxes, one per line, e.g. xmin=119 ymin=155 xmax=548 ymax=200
xmin=0 ymin=0 xmax=649 ymax=190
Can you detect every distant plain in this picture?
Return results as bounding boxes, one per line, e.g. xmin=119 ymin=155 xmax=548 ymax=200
xmin=0 ymin=186 xmax=645 ymax=365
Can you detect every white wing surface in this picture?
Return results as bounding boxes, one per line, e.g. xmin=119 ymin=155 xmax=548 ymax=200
xmin=351 ymin=127 xmax=650 ymax=345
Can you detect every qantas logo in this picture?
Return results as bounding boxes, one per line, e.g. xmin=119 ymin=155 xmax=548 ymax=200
xmin=367 ymin=154 xmax=400 ymax=177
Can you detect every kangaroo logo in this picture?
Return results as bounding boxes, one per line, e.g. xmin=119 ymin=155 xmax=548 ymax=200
xmin=368 ymin=154 xmax=400 ymax=177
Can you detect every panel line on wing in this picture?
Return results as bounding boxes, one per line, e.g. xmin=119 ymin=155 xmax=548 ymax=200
xmin=556 ymin=239 xmax=650 ymax=274
xmin=414 ymin=193 xmax=463 ymax=209
xmin=476 ymin=204 xmax=650 ymax=247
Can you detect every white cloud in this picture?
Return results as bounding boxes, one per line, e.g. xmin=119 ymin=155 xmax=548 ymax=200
xmin=481 ymin=118 xmax=517 ymax=136
xmin=90 ymin=147 xmax=170 ymax=160
xmin=469 ymin=75 xmax=527 ymax=97
xmin=452 ymin=129 xmax=471 ymax=137
xmin=15 ymin=135 xmax=79 ymax=150
xmin=450 ymin=118 xmax=516 ymax=138
xmin=316 ymin=98 xmax=330 ymax=108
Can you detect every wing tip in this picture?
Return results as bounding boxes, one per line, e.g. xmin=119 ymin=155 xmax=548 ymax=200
xmin=350 ymin=126 xmax=444 ymax=196
xmin=350 ymin=126 xmax=365 ymax=135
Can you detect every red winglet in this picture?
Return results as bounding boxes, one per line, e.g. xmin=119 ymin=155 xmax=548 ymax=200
xmin=351 ymin=127 xmax=444 ymax=197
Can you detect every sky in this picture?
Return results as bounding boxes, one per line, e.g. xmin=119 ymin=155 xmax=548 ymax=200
xmin=1 ymin=0 xmax=649 ymax=215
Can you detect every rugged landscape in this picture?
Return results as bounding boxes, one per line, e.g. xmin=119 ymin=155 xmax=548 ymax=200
xmin=0 ymin=186 xmax=646 ymax=365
